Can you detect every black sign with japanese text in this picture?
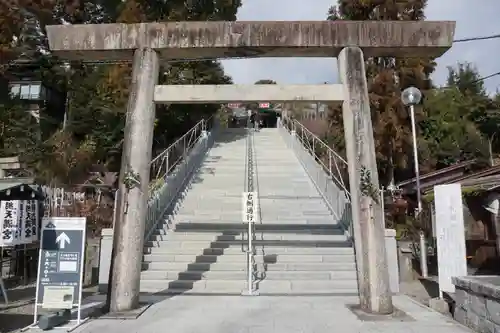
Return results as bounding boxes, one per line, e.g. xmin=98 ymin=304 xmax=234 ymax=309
xmin=36 ymin=218 xmax=86 ymax=309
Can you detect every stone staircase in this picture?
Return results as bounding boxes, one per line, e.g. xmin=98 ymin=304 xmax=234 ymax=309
xmin=140 ymin=128 xmax=358 ymax=295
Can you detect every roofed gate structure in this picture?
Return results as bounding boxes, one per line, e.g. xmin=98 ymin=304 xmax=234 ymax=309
xmin=46 ymin=21 xmax=455 ymax=315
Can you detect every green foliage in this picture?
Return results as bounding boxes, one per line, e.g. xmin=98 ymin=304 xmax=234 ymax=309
xmin=0 ymin=0 xmax=241 ymax=186
xmin=447 ymin=63 xmax=500 ymax=148
xmin=326 ymin=0 xmax=434 ymax=187
xmin=243 ymin=79 xmax=277 ymax=110
xmin=423 ymin=186 xmax=484 ymax=202
xmin=420 ymin=87 xmax=488 ymax=166
xmin=360 ymin=166 xmax=380 ymax=204
xmin=254 ymin=79 xmax=277 ymax=85
xmin=326 ymin=2 xmax=498 ymax=188
xmin=0 ymin=99 xmax=39 ymax=157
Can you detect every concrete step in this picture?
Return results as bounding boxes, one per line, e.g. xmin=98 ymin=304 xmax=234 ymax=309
xmin=172 ymin=218 xmax=340 ymax=225
xmin=168 ymin=211 xmax=243 ymax=217
xmin=142 ymin=261 xmax=356 ymax=271
xmin=186 ymin=186 xmax=244 ymax=191
xmin=143 ymin=253 xmax=245 ymax=263
xmin=142 ymin=253 xmax=355 ymax=263
xmin=172 ymin=214 xmax=242 ymax=222
xmin=141 ymin=269 xmax=356 ymax=281
xmin=181 ymin=197 xmax=242 ymax=203
xmin=153 ymin=227 xmax=344 ymax=236
xmin=139 ymin=279 xmax=358 ymax=295
xmin=177 ymin=208 xmax=333 ymax=215
xmin=257 ymin=279 xmax=358 ymax=294
xmin=179 ymin=190 xmax=242 ymax=198
xmin=144 ymin=246 xmax=354 ymax=255
xmin=172 ymin=222 xmax=343 ymax=232
xmin=150 ymin=233 xmax=348 ymax=242
xmin=145 ymin=239 xmax=351 ymax=249
xmin=173 ymin=214 xmax=334 ymax=221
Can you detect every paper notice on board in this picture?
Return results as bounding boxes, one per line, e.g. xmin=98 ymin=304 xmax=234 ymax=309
xmin=42 ymin=286 xmax=74 ymax=309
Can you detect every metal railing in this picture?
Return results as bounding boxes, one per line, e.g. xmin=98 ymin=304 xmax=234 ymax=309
xmin=242 ymin=126 xmax=259 ymax=296
xmin=250 ymin=128 xmax=266 ymax=288
xmin=149 ymin=118 xmax=212 ymax=193
xmin=281 ymin=116 xmax=349 ymax=196
xmin=279 ymin=115 xmax=353 ymax=236
xmin=144 ymin=117 xmax=215 ymax=240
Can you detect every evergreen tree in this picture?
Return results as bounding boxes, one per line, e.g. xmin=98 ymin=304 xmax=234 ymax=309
xmin=420 ymin=87 xmax=488 ymax=167
xmin=0 ymin=0 xmax=241 ymax=185
xmin=446 ymin=62 xmax=500 ymax=143
xmin=326 ymin=0 xmax=434 ymax=186
xmin=0 ymin=98 xmax=39 ymax=157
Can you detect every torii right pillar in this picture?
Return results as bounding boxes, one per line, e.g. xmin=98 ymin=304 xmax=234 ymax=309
xmin=338 ymin=46 xmax=393 ymax=314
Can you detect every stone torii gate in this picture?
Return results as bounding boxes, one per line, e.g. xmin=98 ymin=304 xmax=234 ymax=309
xmin=45 ymin=21 xmax=455 ymax=315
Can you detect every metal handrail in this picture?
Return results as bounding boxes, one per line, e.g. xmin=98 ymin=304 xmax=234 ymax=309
xmin=279 ymin=114 xmax=353 ymax=238
xmin=281 ymin=116 xmax=350 ymax=197
xmin=149 ymin=117 xmax=212 ymax=195
xmin=250 ymin=129 xmax=266 ymax=284
xmin=242 ymin=127 xmax=259 ymax=296
xmin=144 ymin=116 xmax=214 ymax=240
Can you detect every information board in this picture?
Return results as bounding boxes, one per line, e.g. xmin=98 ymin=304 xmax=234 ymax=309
xmin=35 ymin=217 xmax=86 ymax=310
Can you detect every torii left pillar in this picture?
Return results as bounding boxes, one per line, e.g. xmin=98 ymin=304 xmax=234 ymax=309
xmin=338 ymin=46 xmax=393 ymax=314
xmin=110 ymin=47 xmax=159 ymax=312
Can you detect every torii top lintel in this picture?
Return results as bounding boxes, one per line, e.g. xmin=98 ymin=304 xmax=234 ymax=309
xmin=46 ymin=21 xmax=455 ymax=61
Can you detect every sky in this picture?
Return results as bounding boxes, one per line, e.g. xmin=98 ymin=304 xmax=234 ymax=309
xmin=222 ymin=0 xmax=500 ymax=94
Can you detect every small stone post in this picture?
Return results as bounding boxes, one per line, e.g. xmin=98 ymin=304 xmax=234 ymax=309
xmin=338 ymin=46 xmax=393 ymax=314
xmin=110 ymin=48 xmax=159 ymax=313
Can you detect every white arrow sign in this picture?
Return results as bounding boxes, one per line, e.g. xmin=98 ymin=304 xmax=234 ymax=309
xmin=56 ymin=232 xmax=71 ymax=249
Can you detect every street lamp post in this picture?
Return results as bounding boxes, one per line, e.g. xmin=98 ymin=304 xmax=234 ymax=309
xmin=401 ymin=87 xmax=423 ymax=214
xmin=401 ymin=86 xmax=428 ymax=278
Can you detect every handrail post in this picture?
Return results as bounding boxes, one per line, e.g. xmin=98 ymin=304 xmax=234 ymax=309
xmin=245 ymin=220 xmax=254 ymax=295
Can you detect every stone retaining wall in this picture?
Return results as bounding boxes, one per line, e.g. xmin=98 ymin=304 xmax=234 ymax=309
xmin=452 ymin=276 xmax=500 ymax=332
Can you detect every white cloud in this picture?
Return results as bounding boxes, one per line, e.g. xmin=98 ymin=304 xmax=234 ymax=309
xmin=222 ymin=0 xmax=500 ymax=93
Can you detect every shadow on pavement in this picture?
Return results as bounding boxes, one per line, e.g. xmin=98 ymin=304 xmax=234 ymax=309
xmin=0 ymin=290 xmax=99 ymax=333
xmin=0 ymin=312 xmax=33 ymax=333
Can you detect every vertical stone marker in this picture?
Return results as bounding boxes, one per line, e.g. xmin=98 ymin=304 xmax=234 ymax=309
xmin=110 ymin=48 xmax=159 ymax=313
xmin=338 ymin=46 xmax=393 ymax=314
xmin=434 ymin=184 xmax=467 ymax=296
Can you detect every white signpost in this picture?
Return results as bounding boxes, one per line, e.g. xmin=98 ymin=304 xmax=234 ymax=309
xmin=434 ymin=184 xmax=467 ymax=296
xmin=242 ymin=192 xmax=259 ymax=296
xmin=242 ymin=192 xmax=258 ymax=223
